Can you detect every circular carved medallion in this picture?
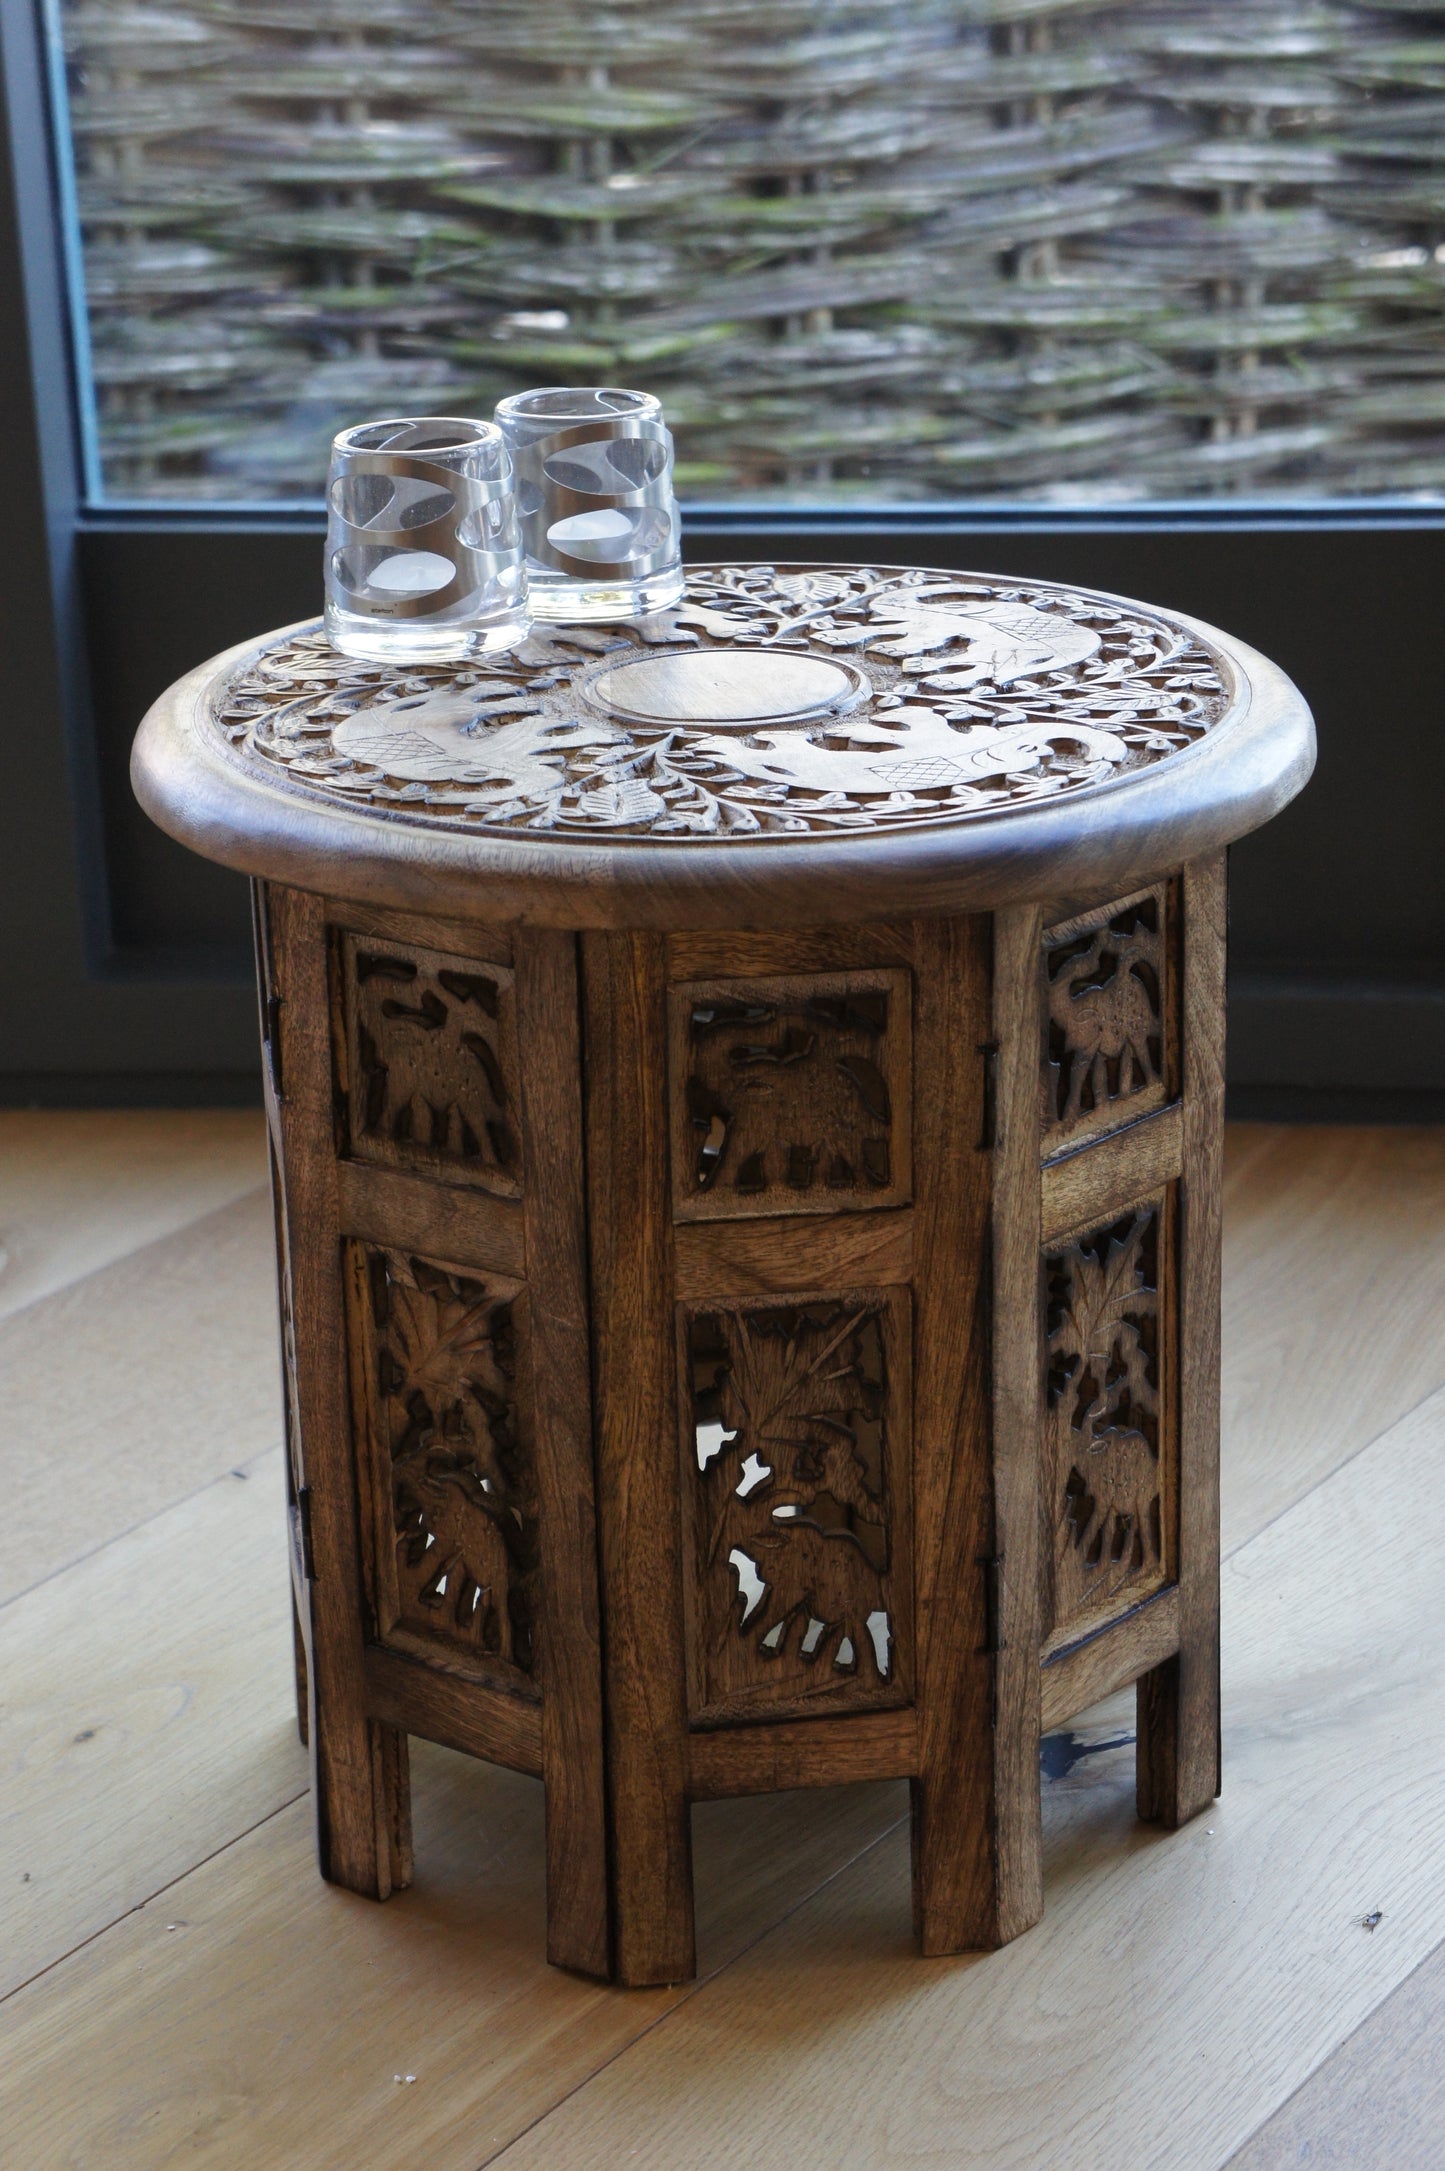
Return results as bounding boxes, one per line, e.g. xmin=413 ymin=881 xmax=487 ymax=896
xmin=584 ymin=648 xmax=866 ymax=728
xmin=210 ymin=562 xmax=1234 ymax=842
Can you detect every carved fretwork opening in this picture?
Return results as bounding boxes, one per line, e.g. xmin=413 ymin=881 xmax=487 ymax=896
xmin=1043 ymin=1201 xmax=1171 ymax=1647
xmin=681 ymin=1290 xmax=912 ymax=1724
xmin=351 ymin=1244 xmax=539 ymax=1687
xmin=670 ymin=969 xmax=911 ymax=1221
xmin=1042 ymin=887 xmax=1171 ymax=1150
xmin=338 ymin=933 xmax=522 ymax=1195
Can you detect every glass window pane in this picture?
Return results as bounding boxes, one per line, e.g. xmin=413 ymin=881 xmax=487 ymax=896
xmin=53 ymin=0 xmax=1445 ymax=505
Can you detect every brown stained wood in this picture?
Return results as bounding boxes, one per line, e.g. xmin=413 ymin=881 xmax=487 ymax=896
xmin=265 ymin=882 xmax=412 ymax=1901
xmin=486 ymin=1389 xmax=1445 ymax=2171
xmin=1041 ymin=1099 xmax=1183 ymax=1241
xmin=1041 ymin=883 xmax=1173 ymax=1152
xmin=328 ymin=898 xmax=514 ymax=966
xmin=5 ymin=1122 xmax=1436 ymax=2146
xmin=133 ymin=581 xmax=1314 ymax=931
xmin=363 ymin=1646 xmax=543 ymax=1776
xmin=674 ymin=1210 xmax=912 ymax=1303
xmin=666 ymin=924 xmax=914 ymax=979
xmin=1139 ymin=852 xmax=1225 ymax=1828
xmin=1039 ymin=1585 xmax=1181 ymax=1732
xmin=0 ymin=1744 xmax=906 ymax=2171
xmin=334 ymin=1159 xmax=527 ymax=1280
xmin=1041 ymin=1189 xmax=1174 ymax=1655
xmin=127 ymin=564 xmax=1313 ymax=1991
xmin=985 ymin=903 xmax=1047 ymax=1943
xmin=335 ymin=928 xmax=524 ymax=1197
xmin=678 ymin=1287 xmax=914 ymax=1730
xmin=688 ymin=1708 xmax=918 ymax=1798
xmin=582 ymin=929 xmax=694 ymax=1987
xmin=668 ymin=967 xmax=912 ymax=1222
xmin=514 ymin=928 xmax=610 ymax=1982
xmin=908 ymin=913 xmax=1008 ymax=1954
xmin=346 ymin=1244 xmax=540 ymax=1693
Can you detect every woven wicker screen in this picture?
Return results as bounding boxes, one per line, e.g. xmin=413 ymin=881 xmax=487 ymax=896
xmin=59 ymin=0 xmax=1445 ymax=503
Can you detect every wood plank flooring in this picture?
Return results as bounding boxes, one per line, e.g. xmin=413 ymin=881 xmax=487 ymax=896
xmin=0 ymin=1118 xmax=1441 ymax=2169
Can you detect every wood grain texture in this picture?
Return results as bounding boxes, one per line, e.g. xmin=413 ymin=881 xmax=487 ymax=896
xmin=0 ymin=1123 xmax=1438 ymax=2169
xmin=334 ymin=1161 xmax=527 ymax=1280
xmin=0 ymin=1108 xmax=266 ymax=1325
xmin=1139 ymin=853 xmax=1225 ymax=1828
xmin=0 ymin=1186 xmax=281 ymax=1606
xmin=983 ymin=903 xmax=1046 ymax=1942
xmin=0 ymin=1747 xmax=905 ymax=2171
xmin=666 ymin=925 xmax=914 ymax=979
xmin=908 ymin=913 xmax=1004 ymax=1953
xmin=132 ymin=594 xmax=1314 ymax=930
xmin=328 ymin=899 xmax=514 ymax=967
xmin=1041 ymin=1100 xmax=1183 ymax=1244
xmin=362 ymin=1647 xmax=542 ymax=1776
xmin=1039 ymin=1586 xmax=1180 ymax=1733
xmin=667 ymin=965 xmax=912 ymax=1222
xmin=1041 ymin=882 xmax=1171 ymax=1152
xmin=0 ymin=1446 xmax=304 ymax=2000
xmin=582 ymin=929 xmax=693 ymax=1986
xmin=1220 ymin=1124 xmax=1445 ymax=1552
xmin=1226 ymin=1933 xmax=1445 ymax=2170
xmin=674 ymin=1209 xmax=911 ymax=1303
xmin=687 ymin=1709 xmax=917 ymax=1799
xmin=478 ymin=1382 xmax=1445 ymax=2171
xmin=267 ymin=882 xmax=411 ymax=1901
xmin=514 ymin=928 xmax=610 ymax=1980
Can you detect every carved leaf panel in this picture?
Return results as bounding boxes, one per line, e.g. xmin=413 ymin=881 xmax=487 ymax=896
xmin=1043 ymin=1197 xmax=1174 ymax=1650
xmin=679 ymin=1287 xmax=912 ymax=1726
xmin=669 ymin=969 xmax=912 ymax=1221
xmin=348 ymin=1242 xmax=540 ymax=1692
xmin=1042 ymin=885 xmax=1172 ymax=1152
xmin=337 ymin=931 xmax=522 ymax=1195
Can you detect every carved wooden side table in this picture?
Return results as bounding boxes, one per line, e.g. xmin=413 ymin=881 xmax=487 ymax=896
xmin=134 ymin=563 xmax=1312 ymax=1986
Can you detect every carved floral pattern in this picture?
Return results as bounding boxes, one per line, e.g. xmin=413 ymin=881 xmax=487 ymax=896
xmin=1044 ymin=1206 xmax=1166 ymax=1642
xmin=212 ymin=564 xmax=1231 ymax=841
xmin=356 ymin=1246 xmax=537 ymax=1679
xmin=1043 ymin=889 xmax=1168 ymax=1146
xmin=683 ymin=1294 xmax=909 ymax=1721
xmin=671 ymin=970 xmax=910 ymax=1219
xmin=340 ymin=935 xmax=521 ymax=1194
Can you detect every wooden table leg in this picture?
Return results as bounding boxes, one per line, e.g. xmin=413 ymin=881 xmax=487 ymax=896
xmin=584 ymin=930 xmax=695 ymax=1988
xmin=1139 ymin=855 xmax=1225 ymax=1827
xmin=265 ymin=882 xmax=413 ymax=1901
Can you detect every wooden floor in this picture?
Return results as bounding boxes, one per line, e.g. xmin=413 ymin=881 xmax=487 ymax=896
xmin=2 ymin=1114 xmax=1443 ymax=2170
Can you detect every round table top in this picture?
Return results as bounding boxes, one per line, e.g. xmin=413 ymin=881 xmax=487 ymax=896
xmin=132 ymin=560 xmax=1313 ymax=929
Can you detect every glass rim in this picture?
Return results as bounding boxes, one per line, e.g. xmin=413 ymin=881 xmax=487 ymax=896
xmin=495 ymin=386 xmax=661 ymax=426
xmin=331 ymin=415 xmax=502 ymax=457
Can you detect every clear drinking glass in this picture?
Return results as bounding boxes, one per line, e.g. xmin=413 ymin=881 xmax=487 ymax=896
xmin=494 ymin=388 xmax=684 ymax=622
xmin=324 ymin=416 xmax=529 ymax=662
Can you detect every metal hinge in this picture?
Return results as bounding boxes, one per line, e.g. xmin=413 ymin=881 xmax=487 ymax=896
xmin=264 ymin=993 xmax=284 ymax=1100
xmin=978 ymin=1040 xmax=999 ymax=1150
xmin=295 ymin=1486 xmax=316 ymax=1582
xmin=979 ymin=1553 xmax=1006 ymax=1655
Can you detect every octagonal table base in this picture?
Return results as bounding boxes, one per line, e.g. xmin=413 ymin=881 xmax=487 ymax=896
xmin=254 ymin=858 xmax=1222 ymax=1987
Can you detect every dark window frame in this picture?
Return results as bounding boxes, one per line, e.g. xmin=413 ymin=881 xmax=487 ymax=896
xmin=3 ymin=0 xmax=1442 ymax=1114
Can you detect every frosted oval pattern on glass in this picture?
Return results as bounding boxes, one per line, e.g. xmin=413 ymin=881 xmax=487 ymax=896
xmin=55 ymin=0 xmax=1445 ymax=505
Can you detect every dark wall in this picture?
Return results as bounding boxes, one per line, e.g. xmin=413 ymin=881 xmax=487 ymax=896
xmin=71 ymin=519 xmax=1445 ymax=1116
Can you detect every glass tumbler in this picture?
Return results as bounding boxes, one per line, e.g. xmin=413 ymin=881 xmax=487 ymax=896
xmin=494 ymin=387 xmax=684 ymax=622
xmin=324 ymin=416 xmax=529 ymax=662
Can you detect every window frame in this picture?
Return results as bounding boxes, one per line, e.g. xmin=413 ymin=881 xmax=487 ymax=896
xmin=3 ymin=0 xmax=1442 ymax=1113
